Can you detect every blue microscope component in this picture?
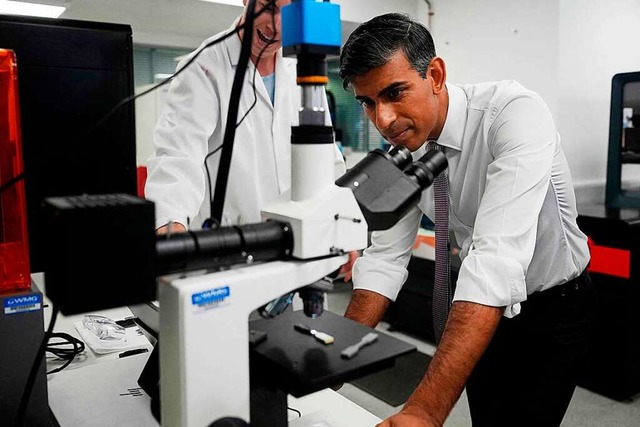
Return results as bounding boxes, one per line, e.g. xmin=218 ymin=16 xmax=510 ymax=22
xmin=282 ymin=0 xmax=341 ymax=55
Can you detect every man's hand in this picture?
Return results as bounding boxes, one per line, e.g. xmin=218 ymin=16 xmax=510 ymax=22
xmin=338 ymin=250 xmax=360 ymax=282
xmin=376 ymin=404 xmax=439 ymax=427
xmin=156 ymin=222 xmax=187 ymax=235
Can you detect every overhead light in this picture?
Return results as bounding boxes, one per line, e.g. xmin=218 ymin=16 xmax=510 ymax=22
xmin=197 ymin=0 xmax=244 ymax=7
xmin=0 ymin=1 xmax=67 ymax=18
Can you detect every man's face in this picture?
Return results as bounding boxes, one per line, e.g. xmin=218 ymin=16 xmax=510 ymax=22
xmin=351 ymin=51 xmax=443 ymax=152
xmin=244 ymin=0 xmax=291 ymax=60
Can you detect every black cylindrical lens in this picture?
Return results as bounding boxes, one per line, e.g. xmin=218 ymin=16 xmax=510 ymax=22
xmin=387 ymin=145 xmax=412 ymax=169
xmin=298 ymin=288 xmax=325 ymax=318
xmin=156 ymin=220 xmax=293 ymax=275
xmin=404 ymin=150 xmax=447 ymax=188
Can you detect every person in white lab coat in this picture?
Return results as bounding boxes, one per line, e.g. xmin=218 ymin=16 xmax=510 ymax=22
xmin=145 ymin=0 xmax=353 ymax=279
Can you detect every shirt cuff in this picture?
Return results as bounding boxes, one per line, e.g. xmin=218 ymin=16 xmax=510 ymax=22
xmin=453 ymin=253 xmax=527 ymax=318
xmin=352 ymin=256 xmax=409 ymax=301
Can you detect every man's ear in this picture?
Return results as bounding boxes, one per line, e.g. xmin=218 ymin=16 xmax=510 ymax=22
xmin=428 ymin=57 xmax=447 ymax=94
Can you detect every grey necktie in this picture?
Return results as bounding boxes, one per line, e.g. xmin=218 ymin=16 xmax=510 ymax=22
xmin=428 ymin=141 xmax=452 ymax=344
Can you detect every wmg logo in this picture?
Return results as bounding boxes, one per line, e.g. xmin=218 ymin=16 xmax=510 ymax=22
xmin=192 ymin=286 xmax=230 ymax=306
xmin=4 ymin=294 xmax=42 ymax=315
xmin=6 ymin=295 xmax=41 ymax=306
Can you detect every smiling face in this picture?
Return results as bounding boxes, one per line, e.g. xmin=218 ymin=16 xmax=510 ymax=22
xmin=351 ymin=50 xmax=448 ymax=152
xmin=241 ymin=0 xmax=291 ymax=62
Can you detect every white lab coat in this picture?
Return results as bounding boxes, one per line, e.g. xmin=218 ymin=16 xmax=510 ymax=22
xmin=145 ymin=19 xmax=345 ymax=229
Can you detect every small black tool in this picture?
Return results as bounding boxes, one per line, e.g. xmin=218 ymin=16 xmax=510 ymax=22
xmin=119 ymin=348 xmax=149 ymax=358
xmin=116 ymin=318 xmax=137 ymax=328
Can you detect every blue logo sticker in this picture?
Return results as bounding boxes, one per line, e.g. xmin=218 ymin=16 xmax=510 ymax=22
xmin=4 ymin=294 xmax=42 ymax=315
xmin=192 ymin=286 xmax=230 ymax=306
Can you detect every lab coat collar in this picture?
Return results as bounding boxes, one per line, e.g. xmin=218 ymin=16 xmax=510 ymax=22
xmin=224 ymin=16 xmax=285 ymax=110
xmin=224 ymin=16 xmax=244 ymax=67
xmin=224 ymin=16 xmax=285 ymax=71
xmin=433 ymin=83 xmax=466 ymax=152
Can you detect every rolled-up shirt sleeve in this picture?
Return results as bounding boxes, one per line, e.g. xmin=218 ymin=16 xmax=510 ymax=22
xmin=454 ymin=93 xmax=556 ymax=317
xmin=353 ymin=205 xmax=423 ymax=301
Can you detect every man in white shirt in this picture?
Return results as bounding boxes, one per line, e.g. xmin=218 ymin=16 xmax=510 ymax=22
xmin=339 ymin=13 xmax=595 ymax=427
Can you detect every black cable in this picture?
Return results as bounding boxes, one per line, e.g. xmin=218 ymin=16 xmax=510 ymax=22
xmin=46 ymin=332 xmax=86 ymax=375
xmin=203 ymin=144 xmax=225 ymax=228
xmin=0 ymin=171 xmax=24 ymax=195
xmin=208 ymin=0 xmax=258 ymax=227
xmin=287 ymin=406 xmax=302 ymax=417
xmin=16 ymin=304 xmax=59 ymax=427
xmin=203 ymin=0 xmax=277 ymax=222
xmin=233 ymin=37 xmax=267 ymax=128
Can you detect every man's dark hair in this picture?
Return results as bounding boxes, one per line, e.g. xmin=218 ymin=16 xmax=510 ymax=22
xmin=339 ymin=13 xmax=436 ymax=90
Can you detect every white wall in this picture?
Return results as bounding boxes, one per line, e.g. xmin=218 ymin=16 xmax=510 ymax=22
xmin=63 ymin=0 xmax=240 ymax=49
xmin=336 ymin=0 xmax=419 ymax=24
xmin=557 ymin=0 xmax=640 ymax=199
xmin=430 ymin=0 xmax=559 ymax=128
xmin=431 ymin=0 xmax=640 ymax=203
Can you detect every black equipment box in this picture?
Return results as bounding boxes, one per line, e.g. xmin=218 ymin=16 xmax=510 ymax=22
xmin=42 ymin=194 xmax=157 ymax=315
xmin=576 ymin=204 xmax=640 ymax=401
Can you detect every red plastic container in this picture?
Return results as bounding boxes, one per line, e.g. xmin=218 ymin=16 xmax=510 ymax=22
xmin=0 ymin=49 xmax=31 ymax=291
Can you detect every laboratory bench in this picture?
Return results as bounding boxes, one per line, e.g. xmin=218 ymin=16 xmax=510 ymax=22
xmin=11 ymin=274 xmax=397 ymax=426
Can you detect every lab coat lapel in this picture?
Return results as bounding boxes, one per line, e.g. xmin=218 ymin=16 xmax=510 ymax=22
xmin=224 ymin=18 xmax=273 ymax=112
xmin=250 ymin=62 xmax=273 ymax=111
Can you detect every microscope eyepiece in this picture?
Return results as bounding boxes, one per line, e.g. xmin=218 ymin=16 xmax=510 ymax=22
xmin=336 ymin=144 xmax=448 ymax=231
xmin=405 ymin=149 xmax=447 ymax=189
xmin=386 ymin=145 xmax=413 ymax=169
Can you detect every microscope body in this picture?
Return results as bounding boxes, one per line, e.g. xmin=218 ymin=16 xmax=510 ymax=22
xmin=158 ymin=256 xmax=346 ymax=427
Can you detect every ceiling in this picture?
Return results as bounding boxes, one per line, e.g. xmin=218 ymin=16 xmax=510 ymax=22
xmin=60 ymin=0 xmax=360 ymax=49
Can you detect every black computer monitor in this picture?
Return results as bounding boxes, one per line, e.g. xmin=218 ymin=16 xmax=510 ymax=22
xmin=606 ymin=71 xmax=640 ymax=208
xmin=0 ymin=14 xmax=137 ymax=272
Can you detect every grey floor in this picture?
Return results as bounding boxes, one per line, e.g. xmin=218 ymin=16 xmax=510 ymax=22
xmin=325 ymin=281 xmax=640 ymax=426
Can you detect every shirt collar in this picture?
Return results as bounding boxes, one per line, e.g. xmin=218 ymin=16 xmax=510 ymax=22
xmin=433 ymin=83 xmax=466 ymax=152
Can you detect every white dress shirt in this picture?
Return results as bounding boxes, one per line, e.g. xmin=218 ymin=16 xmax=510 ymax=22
xmin=353 ymin=81 xmax=590 ymax=317
xmin=145 ymin=18 xmax=344 ymax=229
